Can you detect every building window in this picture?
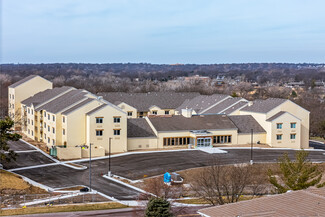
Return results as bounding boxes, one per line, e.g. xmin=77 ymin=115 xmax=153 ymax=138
xmin=213 ymin=135 xmax=232 ymax=144
xmin=48 ymin=137 xmax=50 ymax=143
xmin=31 ymin=120 xmax=33 ymax=125
xmin=96 ymin=117 xmax=103 ymax=123
xmin=44 ymin=122 xmax=46 ymax=128
xmin=163 ymin=137 xmax=191 ymax=146
xmin=114 ymin=129 xmax=120 ymax=136
xmin=152 ymin=110 xmax=158 ymax=115
xmin=52 ymin=139 xmax=55 ymax=145
xmin=276 ymin=123 xmax=283 ymax=129
xmin=44 ymin=134 xmax=46 ymax=139
xmin=165 ymin=110 xmax=170 ymax=115
xmin=28 ymin=108 xmax=30 ymax=114
xmin=52 ymin=115 xmax=55 ymax=121
xmin=48 ymin=126 xmax=50 ymax=132
xmin=52 ymin=127 xmax=55 ymax=133
xmin=31 ymin=110 xmax=33 ymax=115
xmin=96 ymin=130 xmax=103 ymax=136
xmin=290 ymin=134 xmax=296 ymax=139
xmin=28 ymin=119 xmax=30 ymax=124
xmin=31 ymin=131 xmax=33 ymax=136
xmin=290 ymin=123 xmax=296 ymax=128
xmin=12 ymin=95 xmax=14 ymax=99
xmin=9 ymin=94 xmax=11 ymax=99
xmin=44 ymin=111 xmax=46 ymax=116
xmin=63 ymin=129 xmax=65 ymax=135
xmin=48 ymin=114 xmax=50 ymax=120
xmin=62 ymin=116 xmax=65 ymax=123
xmin=276 ymin=134 xmax=282 ymax=140
xmin=114 ymin=117 xmax=120 ymax=123
xmin=127 ymin=111 xmax=133 ymax=116
xmin=28 ymin=129 xmax=30 ymax=134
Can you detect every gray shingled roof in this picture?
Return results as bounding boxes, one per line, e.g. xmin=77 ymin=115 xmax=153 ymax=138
xmin=21 ymin=86 xmax=73 ymax=107
xmin=176 ymin=94 xmax=230 ymax=113
xmin=240 ymin=98 xmax=288 ymax=113
xmin=228 ymin=115 xmax=266 ymax=133
xmin=36 ymin=89 xmax=88 ymax=113
xmin=61 ymin=98 xmax=95 ymax=115
xmin=222 ymin=101 xmax=248 ymax=115
xmin=9 ymin=75 xmax=39 ymax=88
xmin=203 ymin=98 xmax=246 ymax=114
xmin=266 ymin=111 xmax=286 ymax=122
xmin=198 ymin=188 xmax=325 ymax=217
xmin=127 ymin=119 xmax=156 ymax=138
xmin=148 ymin=115 xmax=237 ymax=131
xmin=98 ymin=92 xmax=199 ymax=112
xmin=86 ymin=104 xmax=108 ymax=115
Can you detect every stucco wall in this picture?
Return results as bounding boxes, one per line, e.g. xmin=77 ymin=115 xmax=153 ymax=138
xmin=66 ymin=100 xmax=102 ymax=147
xmin=9 ymin=76 xmax=52 ymax=126
xmin=81 ymin=146 xmax=105 ymax=158
xmin=127 ymin=137 xmax=158 ymax=150
xmin=118 ymin=102 xmax=137 ymax=118
xmin=237 ymin=133 xmax=267 ymax=145
xmin=269 ymin=113 xmax=301 ymax=148
xmin=87 ymin=105 xmax=128 ymax=153
xmin=57 ymin=146 xmax=82 ymax=160
xmin=278 ymin=101 xmax=309 ymax=149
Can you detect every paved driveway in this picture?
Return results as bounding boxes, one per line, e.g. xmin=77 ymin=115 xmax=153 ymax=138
xmin=6 ymin=140 xmax=325 ymax=201
xmin=16 ymin=165 xmax=141 ymax=200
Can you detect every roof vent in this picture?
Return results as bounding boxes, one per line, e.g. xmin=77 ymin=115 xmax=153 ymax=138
xmin=248 ymin=101 xmax=253 ymax=106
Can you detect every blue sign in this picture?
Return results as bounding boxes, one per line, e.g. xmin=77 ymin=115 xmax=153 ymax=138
xmin=164 ymin=172 xmax=171 ymax=183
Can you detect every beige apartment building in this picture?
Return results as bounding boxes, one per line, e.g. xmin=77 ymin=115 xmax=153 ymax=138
xmin=9 ymin=76 xmax=310 ymax=159
xmin=8 ymin=75 xmax=53 ymax=128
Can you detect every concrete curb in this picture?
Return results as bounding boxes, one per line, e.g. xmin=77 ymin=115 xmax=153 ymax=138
xmin=103 ymin=174 xmax=155 ymax=197
xmin=8 ymin=162 xmax=60 ymax=172
xmin=61 ymin=162 xmax=87 ymax=170
xmin=219 ymin=147 xmax=325 ymax=151
xmin=19 ymin=139 xmax=60 ymax=163
xmin=65 ymin=148 xmax=198 ymax=164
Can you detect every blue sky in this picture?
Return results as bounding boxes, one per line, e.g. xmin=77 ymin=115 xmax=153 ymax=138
xmin=1 ymin=0 xmax=325 ymax=64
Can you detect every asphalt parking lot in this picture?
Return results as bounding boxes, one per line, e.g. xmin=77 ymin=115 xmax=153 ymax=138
xmin=7 ymin=140 xmax=36 ymax=151
xmin=16 ymin=165 xmax=141 ymax=200
xmin=5 ymin=140 xmax=325 ymax=201
xmin=77 ymin=148 xmax=325 ymax=180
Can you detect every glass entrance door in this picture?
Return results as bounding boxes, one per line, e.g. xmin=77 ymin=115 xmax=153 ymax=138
xmin=197 ymin=138 xmax=211 ymax=147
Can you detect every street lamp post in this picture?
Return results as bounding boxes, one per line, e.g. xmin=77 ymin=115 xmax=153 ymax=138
xmin=108 ymin=138 xmax=112 ymax=177
xmin=250 ymin=129 xmax=253 ymax=165
xmin=89 ymin=143 xmax=92 ymax=192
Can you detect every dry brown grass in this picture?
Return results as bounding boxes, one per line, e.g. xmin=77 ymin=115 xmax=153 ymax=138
xmin=0 ymin=202 xmax=127 ymax=216
xmin=0 ymin=170 xmax=47 ymax=195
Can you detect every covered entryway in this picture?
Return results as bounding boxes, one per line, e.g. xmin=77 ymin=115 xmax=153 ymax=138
xmin=197 ymin=137 xmax=212 ymax=148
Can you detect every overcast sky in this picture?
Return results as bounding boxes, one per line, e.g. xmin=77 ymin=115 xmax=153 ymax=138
xmin=1 ymin=0 xmax=325 ymax=64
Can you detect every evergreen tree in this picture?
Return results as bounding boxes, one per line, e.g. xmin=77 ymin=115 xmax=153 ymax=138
xmin=268 ymin=150 xmax=325 ymax=193
xmin=0 ymin=117 xmax=21 ymax=162
xmin=145 ymin=197 xmax=173 ymax=217
xmin=291 ymin=90 xmax=297 ymax=98
xmin=231 ymin=92 xmax=238 ymax=97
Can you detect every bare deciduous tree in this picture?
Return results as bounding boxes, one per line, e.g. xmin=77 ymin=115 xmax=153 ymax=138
xmin=189 ymin=161 xmax=254 ymax=205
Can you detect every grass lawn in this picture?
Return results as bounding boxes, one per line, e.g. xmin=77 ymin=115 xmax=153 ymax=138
xmin=0 ymin=170 xmax=47 ymax=195
xmin=0 ymin=202 xmax=128 ymax=216
xmin=311 ymin=137 xmax=325 ymax=143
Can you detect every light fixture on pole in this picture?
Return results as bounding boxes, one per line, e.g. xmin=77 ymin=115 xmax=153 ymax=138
xmin=89 ymin=143 xmax=92 ymax=192
xmin=108 ymin=138 xmax=112 ymax=177
xmin=250 ymin=129 xmax=253 ymax=165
